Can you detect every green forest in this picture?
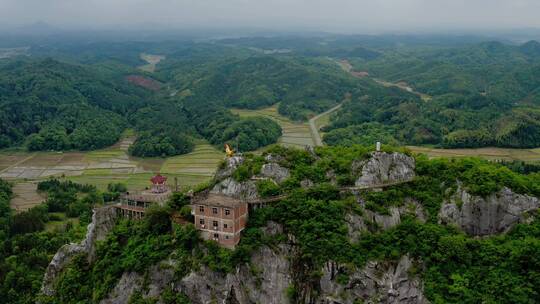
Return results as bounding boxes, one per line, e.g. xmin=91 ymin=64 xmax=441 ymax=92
xmin=0 ymin=179 xmax=105 ymax=303
xmin=3 ymin=38 xmax=540 ymax=153
xmin=324 ymin=40 xmax=540 ymax=148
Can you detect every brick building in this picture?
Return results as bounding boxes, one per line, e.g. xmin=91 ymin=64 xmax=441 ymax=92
xmin=192 ymin=193 xmax=247 ymax=249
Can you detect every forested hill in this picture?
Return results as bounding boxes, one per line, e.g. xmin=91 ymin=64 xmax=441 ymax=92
xmin=0 ymin=58 xmax=149 ymax=150
xmin=0 ymin=57 xmax=284 ymax=155
xmin=324 ymin=40 xmax=540 ymax=148
xmin=160 ymin=55 xmax=369 ymax=121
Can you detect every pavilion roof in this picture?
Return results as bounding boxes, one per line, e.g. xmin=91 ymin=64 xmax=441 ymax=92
xmin=151 ymin=174 xmax=167 ymax=184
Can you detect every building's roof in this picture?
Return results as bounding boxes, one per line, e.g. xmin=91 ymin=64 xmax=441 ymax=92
xmin=151 ymin=174 xmax=167 ymax=184
xmin=194 ymin=193 xmax=245 ymax=208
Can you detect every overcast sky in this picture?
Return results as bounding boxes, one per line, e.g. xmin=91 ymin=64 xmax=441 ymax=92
xmin=2 ymin=0 xmax=540 ymax=33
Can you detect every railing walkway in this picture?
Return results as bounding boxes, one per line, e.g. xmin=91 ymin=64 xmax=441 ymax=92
xmin=244 ymin=179 xmax=413 ymax=204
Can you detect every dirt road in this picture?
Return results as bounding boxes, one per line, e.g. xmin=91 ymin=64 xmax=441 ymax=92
xmin=309 ymin=104 xmax=342 ymax=146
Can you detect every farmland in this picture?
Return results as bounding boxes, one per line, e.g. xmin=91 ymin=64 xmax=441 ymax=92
xmin=408 ymin=146 xmax=540 ymax=162
xmin=232 ymin=105 xmax=315 ymax=148
xmin=0 ymin=135 xmax=224 ymax=208
xmin=139 ymin=53 xmax=166 ymax=73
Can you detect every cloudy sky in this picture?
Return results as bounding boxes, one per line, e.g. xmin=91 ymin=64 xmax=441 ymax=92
xmin=2 ymin=0 xmax=540 ymax=33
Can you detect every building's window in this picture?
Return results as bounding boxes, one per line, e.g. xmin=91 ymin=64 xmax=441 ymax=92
xmin=224 ymin=223 xmax=228 ymax=229
xmin=199 ymin=219 xmax=205 ymax=225
xmin=214 ymin=233 xmax=219 ymax=239
xmin=213 ymin=221 xmax=218 ymax=227
xmin=212 ymin=207 xmax=218 ymax=214
xmin=199 ymin=206 xmax=204 ymax=212
xmin=225 ymin=235 xmax=229 ymax=239
xmin=225 ymin=209 xmax=230 ymax=215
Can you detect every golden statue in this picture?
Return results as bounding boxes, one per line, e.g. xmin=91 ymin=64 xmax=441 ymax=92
xmin=224 ymin=143 xmax=235 ymax=157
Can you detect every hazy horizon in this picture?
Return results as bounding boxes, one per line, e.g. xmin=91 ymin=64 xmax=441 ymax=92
xmin=2 ymin=0 xmax=540 ymax=34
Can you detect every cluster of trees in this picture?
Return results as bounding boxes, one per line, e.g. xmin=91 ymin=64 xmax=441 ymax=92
xmin=0 ymin=178 xmax=97 ymax=304
xmin=129 ymin=131 xmax=195 ymax=157
xmin=0 ymin=58 xmax=147 ymax=151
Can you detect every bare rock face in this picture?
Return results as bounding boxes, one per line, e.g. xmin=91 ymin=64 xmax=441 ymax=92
xmin=41 ymin=206 xmax=117 ymax=296
xmin=179 ymin=244 xmax=292 ymax=304
xmin=264 ymin=153 xmax=284 ymax=163
xmin=215 ymin=156 xmax=244 ymax=180
xmin=319 ymin=256 xmax=429 ymax=304
xmin=100 ymin=271 xmax=144 ymax=304
xmin=211 ymin=177 xmax=259 ymax=200
xmin=439 ymin=185 xmax=540 ymax=236
xmin=347 ymin=199 xmax=425 ymax=241
xmin=103 ymin=244 xmax=292 ymax=304
xmin=100 ymin=261 xmax=176 ymax=304
xmin=353 ymin=152 xmax=415 ymax=187
xmin=260 ymin=163 xmax=290 ymax=183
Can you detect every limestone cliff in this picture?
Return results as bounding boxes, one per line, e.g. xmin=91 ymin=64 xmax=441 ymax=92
xmin=346 ymin=199 xmax=426 ymax=241
xmin=353 ymin=152 xmax=415 ymax=187
xmin=439 ymin=184 xmax=540 ymax=236
xmin=319 ymin=256 xmax=429 ymax=304
xmin=41 ymin=206 xmax=117 ymax=297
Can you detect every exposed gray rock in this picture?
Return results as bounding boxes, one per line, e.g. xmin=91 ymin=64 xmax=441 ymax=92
xmin=262 ymin=220 xmax=284 ymax=237
xmin=300 ymin=179 xmax=314 ymax=189
xmin=346 ymin=200 xmax=425 ymax=241
xmin=260 ymin=163 xmax=290 ymax=183
xmin=100 ymin=261 xmax=176 ymax=304
xmin=439 ymin=185 xmax=540 ymax=236
xmin=211 ymin=177 xmax=259 ymax=200
xmin=319 ymin=256 xmax=429 ymax=304
xmin=326 ymin=170 xmax=337 ymax=186
xmin=215 ymin=156 xmax=244 ymax=180
xmin=100 ymin=271 xmax=144 ymax=304
xmin=41 ymin=206 xmax=117 ymax=297
xmin=179 ymin=244 xmax=292 ymax=304
xmin=353 ymin=152 xmax=415 ymax=187
xmin=265 ymin=153 xmax=284 ymax=163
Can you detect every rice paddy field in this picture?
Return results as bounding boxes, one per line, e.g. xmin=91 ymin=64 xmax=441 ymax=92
xmin=0 ymin=135 xmax=224 ymax=210
xmin=408 ymin=146 xmax=540 ymax=162
xmin=232 ymin=105 xmax=315 ymax=148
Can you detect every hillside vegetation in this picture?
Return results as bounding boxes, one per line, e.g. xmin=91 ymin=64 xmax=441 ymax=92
xmin=39 ymin=145 xmax=540 ymax=304
xmin=325 ymin=40 xmax=540 ymax=148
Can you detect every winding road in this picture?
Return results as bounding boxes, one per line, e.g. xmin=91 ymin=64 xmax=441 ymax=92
xmin=309 ymin=104 xmax=343 ymax=146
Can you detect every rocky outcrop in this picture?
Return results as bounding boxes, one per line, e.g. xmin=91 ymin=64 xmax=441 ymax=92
xmin=99 ymin=222 xmax=291 ymax=304
xmin=346 ymin=200 xmax=425 ymax=241
xmin=215 ymin=156 xmax=244 ymax=180
xmin=41 ymin=206 xmax=117 ymax=296
xmin=100 ymin=261 xmax=176 ymax=304
xmin=260 ymin=163 xmax=290 ymax=183
xmin=439 ymin=185 xmax=540 ymax=236
xmin=211 ymin=177 xmax=259 ymax=200
xmin=180 ymin=244 xmax=292 ymax=304
xmin=319 ymin=256 xmax=429 ymax=304
xmin=353 ymin=152 xmax=415 ymax=187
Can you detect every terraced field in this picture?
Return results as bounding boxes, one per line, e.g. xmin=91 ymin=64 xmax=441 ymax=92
xmin=232 ymin=106 xmax=315 ymax=148
xmin=0 ymin=135 xmax=224 ymax=195
xmin=408 ymin=146 xmax=540 ymax=162
xmin=10 ymin=182 xmax=45 ymax=212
